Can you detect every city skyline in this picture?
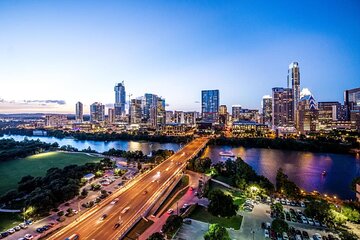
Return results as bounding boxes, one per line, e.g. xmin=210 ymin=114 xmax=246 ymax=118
xmin=1 ymin=1 xmax=360 ymax=114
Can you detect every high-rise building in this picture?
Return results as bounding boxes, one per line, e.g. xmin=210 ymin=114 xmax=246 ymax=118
xmin=144 ymin=93 xmax=158 ymax=126
xmin=108 ymin=108 xmax=115 ymax=123
xmin=272 ymin=87 xmax=294 ymax=127
xmin=114 ymin=81 xmax=126 ymax=118
xmin=174 ymin=111 xmax=184 ymax=124
xmin=45 ymin=115 xmax=67 ymax=127
xmin=90 ymin=102 xmax=105 ymax=122
xmin=219 ymin=105 xmax=228 ymax=125
xmin=184 ymin=111 xmax=198 ymax=125
xmin=157 ymin=98 xmax=166 ymax=126
xmin=75 ymin=102 xmax=83 ymax=123
xmin=288 ymin=62 xmax=300 ymax=126
xmin=318 ymin=102 xmax=341 ymax=130
xmin=262 ymin=95 xmax=272 ymax=127
xmin=165 ymin=111 xmax=174 ymax=124
xmin=232 ymin=105 xmax=242 ymax=122
xmin=201 ymin=90 xmax=219 ymax=122
xmin=296 ymin=94 xmax=318 ymax=134
xmin=130 ymin=98 xmax=143 ymax=124
xmin=344 ymin=88 xmax=360 ymax=130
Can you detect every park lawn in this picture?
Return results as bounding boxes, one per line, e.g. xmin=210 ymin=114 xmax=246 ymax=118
xmin=0 ymin=151 xmax=102 ymax=195
xmin=190 ymin=205 xmax=242 ymax=230
xmin=209 ymin=181 xmax=246 ymax=206
xmin=0 ymin=212 xmax=23 ymax=231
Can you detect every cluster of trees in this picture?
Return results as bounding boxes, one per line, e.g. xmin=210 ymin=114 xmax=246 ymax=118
xmin=275 ymin=168 xmax=300 ymax=198
xmin=103 ymin=148 xmax=174 ymax=164
xmin=213 ymin=158 xmax=274 ymax=193
xmin=186 ymin=157 xmax=212 ymax=173
xmin=161 ymin=215 xmax=183 ymax=238
xmin=207 ymin=189 xmax=238 ymax=217
xmin=0 ymin=158 xmax=114 ymax=217
xmin=211 ymin=137 xmax=355 ymax=154
xmin=204 ymin=224 xmax=231 ymax=240
xmin=0 ymin=138 xmax=58 ymax=161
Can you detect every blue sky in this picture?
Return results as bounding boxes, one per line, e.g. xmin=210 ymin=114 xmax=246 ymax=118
xmin=0 ymin=0 xmax=359 ymax=113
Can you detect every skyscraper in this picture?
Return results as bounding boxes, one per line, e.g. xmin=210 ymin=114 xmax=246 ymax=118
xmin=344 ymin=87 xmax=360 ymax=130
xmin=90 ymin=102 xmax=105 ymax=122
xmin=108 ymin=108 xmax=115 ymax=123
xmin=288 ymin=62 xmax=300 ymax=126
xmin=201 ymin=90 xmax=219 ymax=122
xmin=114 ymin=81 xmax=126 ymax=118
xmin=130 ymin=98 xmax=143 ymax=124
xmin=296 ymin=94 xmax=318 ymax=134
xmin=262 ymin=95 xmax=272 ymax=127
xmin=272 ymin=87 xmax=294 ymax=127
xmin=75 ymin=101 xmax=83 ymax=123
xmin=219 ymin=105 xmax=228 ymax=125
xmin=144 ymin=93 xmax=158 ymax=127
xmin=157 ymin=97 xmax=166 ymax=126
xmin=232 ymin=105 xmax=242 ymax=122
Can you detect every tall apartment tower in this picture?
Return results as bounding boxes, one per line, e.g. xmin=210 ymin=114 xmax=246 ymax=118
xmin=272 ymin=87 xmax=294 ymax=127
xmin=114 ymin=81 xmax=126 ymax=118
xmin=130 ymin=98 xmax=143 ymax=124
xmin=90 ymin=102 xmax=105 ymax=122
xmin=75 ymin=101 xmax=83 ymax=122
xmin=262 ymin=95 xmax=272 ymax=127
xmin=201 ymin=90 xmax=219 ymax=122
xmin=288 ymin=62 xmax=300 ymax=126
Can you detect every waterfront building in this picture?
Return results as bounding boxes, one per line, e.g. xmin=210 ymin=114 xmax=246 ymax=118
xmin=318 ymin=101 xmax=341 ymax=130
xmin=219 ymin=105 xmax=228 ymax=125
xmin=231 ymin=120 xmax=269 ymax=137
xmin=344 ymin=87 xmax=360 ymax=131
xmin=296 ymin=94 xmax=319 ymax=134
xmin=201 ymin=89 xmax=219 ymax=122
xmin=130 ymin=98 xmax=143 ymax=124
xmin=75 ymin=101 xmax=83 ymax=123
xmin=165 ymin=111 xmax=174 ymax=124
xmin=174 ymin=111 xmax=184 ymax=124
xmin=184 ymin=111 xmax=199 ymax=125
xmin=90 ymin=102 xmax=105 ymax=122
xmin=45 ymin=114 xmax=68 ymax=127
xmin=232 ymin=105 xmax=242 ymax=122
xmin=114 ymin=81 xmax=126 ymax=119
xmin=262 ymin=95 xmax=272 ymax=127
xmin=108 ymin=108 xmax=115 ymax=123
xmin=272 ymin=87 xmax=294 ymax=128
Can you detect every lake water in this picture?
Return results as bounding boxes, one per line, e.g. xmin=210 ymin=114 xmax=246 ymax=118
xmin=2 ymin=134 xmax=359 ymax=199
xmin=203 ymin=146 xmax=360 ymax=200
xmin=0 ymin=134 xmax=182 ymax=155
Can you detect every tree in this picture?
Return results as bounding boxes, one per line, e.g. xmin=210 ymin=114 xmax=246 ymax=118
xmin=204 ymin=224 xmax=231 ymax=240
xmin=271 ymin=202 xmax=283 ymax=213
xmin=304 ymin=200 xmax=331 ymax=224
xmin=147 ymin=232 xmax=165 ymax=240
xmin=161 ymin=215 xmax=183 ymax=236
xmin=342 ymin=206 xmax=360 ymax=223
xmin=275 ymin=168 xmax=300 ymax=198
xmin=208 ymin=189 xmax=238 ymax=217
xmin=276 ymin=168 xmax=287 ymax=192
xmin=271 ymin=219 xmax=288 ymax=233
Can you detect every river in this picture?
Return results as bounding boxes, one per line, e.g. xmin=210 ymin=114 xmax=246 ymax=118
xmin=1 ymin=134 xmax=359 ymax=199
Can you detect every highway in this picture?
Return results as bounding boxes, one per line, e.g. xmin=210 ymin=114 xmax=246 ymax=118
xmin=48 ymin=137 xmax=209 ymax=240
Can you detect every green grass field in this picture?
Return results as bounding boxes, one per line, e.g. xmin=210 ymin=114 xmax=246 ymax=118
xmin=0 ymin=151 xmax=102 ymax=195
xmin=209 ymin=181 xmax=246 ymax=206
xmin=0 ymin=212 xmax=23 ymax=231
xmin=190 ymin=205 xmax=243 ymax=230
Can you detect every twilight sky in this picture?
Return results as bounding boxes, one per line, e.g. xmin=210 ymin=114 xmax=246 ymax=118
xmin=0 ymin=0 xmax=359 ymax=114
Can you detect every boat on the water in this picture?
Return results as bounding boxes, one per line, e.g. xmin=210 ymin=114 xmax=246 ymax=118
xmin=219 ymin=151 xmax=235 ymax=157
xmin=322 ymin=170 xmax=327 ymax=176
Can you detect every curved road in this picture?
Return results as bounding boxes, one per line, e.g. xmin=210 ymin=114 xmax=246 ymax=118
xmin=48 ymin=137 xmax=208 ymax=240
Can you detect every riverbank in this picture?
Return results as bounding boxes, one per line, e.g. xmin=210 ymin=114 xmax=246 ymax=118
xmin=211 ymin=137 xmax=357 ymax=155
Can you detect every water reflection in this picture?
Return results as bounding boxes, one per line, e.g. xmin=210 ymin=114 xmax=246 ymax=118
xmin=203 ymin=146 xmax=359 ymax=200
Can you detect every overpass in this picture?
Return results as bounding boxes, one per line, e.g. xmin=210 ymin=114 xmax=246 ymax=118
xmin=48 ymin=137 xmax=209 ymax=240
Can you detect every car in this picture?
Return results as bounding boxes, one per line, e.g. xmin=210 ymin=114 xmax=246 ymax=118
xmin=308 ymin=218 xmax=315 ymax=225
xmin=14 ymin=226 xmax=21 ymax=231
xmin=183 ymin=218 xmax=192 ymax=224
xmin=19 ymin=223 xmax=28 ymax=229
xmin=314 ymin=219 xmax=321 ymax=226
xmin=8 ymin=228 xmax=15 ymax=234
xmin=110 ymin=198 xmax=119 ymax=204
xmin=301 ymin=216 xmax=308 ymax=224
xmin=113 ymin=223 xmax=121 ymax=229
xmin=182 ymin=203 xmax=189 ymax=209
xmin=282 ymin=232 xmax=289 ymax=240
xmin=25 ymin=220 xmax=33 ymax=225
xmin=167 ymin=209 xmax=174 ymax=214
xmin=264 ymin=229 xmax=270 ymax=238
xmin=276 ymin=232 xmax=282 ymax=240
xmin=65 ymin=234 xmax=79 ymax=240
xmin=313 ymin=233 xmax=323 ymax=240
xmin=121 ymin=206 xmax=130 ymax=214
xmin=73 ymin=210 xmax=78 ymax=215
xmin=1 ymin=232 xmax=9 ymax=238
xmin=100 ymin=214 xmax=108 ymax=221
xmin=24 ymin=234 xmax=33 ymax=240
xmin=295 ymin=235 xmax=302 ymax=240
xmin=302 ymin=231 xmax=309 ymax=239
xmin=286 ymin=199 xmax=291 ymax=205
xmin=143 ymin=190 xmax=148 ymax=195
xmin=35 ymin=228 xmax=44 ymax=233
xmin=300 ymin=202 xmax=306 ymax=208
xmin=295 ymin=229 xmax=302 ymax=236
xmin=189 ymin=186 xmax=194 ymax=191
